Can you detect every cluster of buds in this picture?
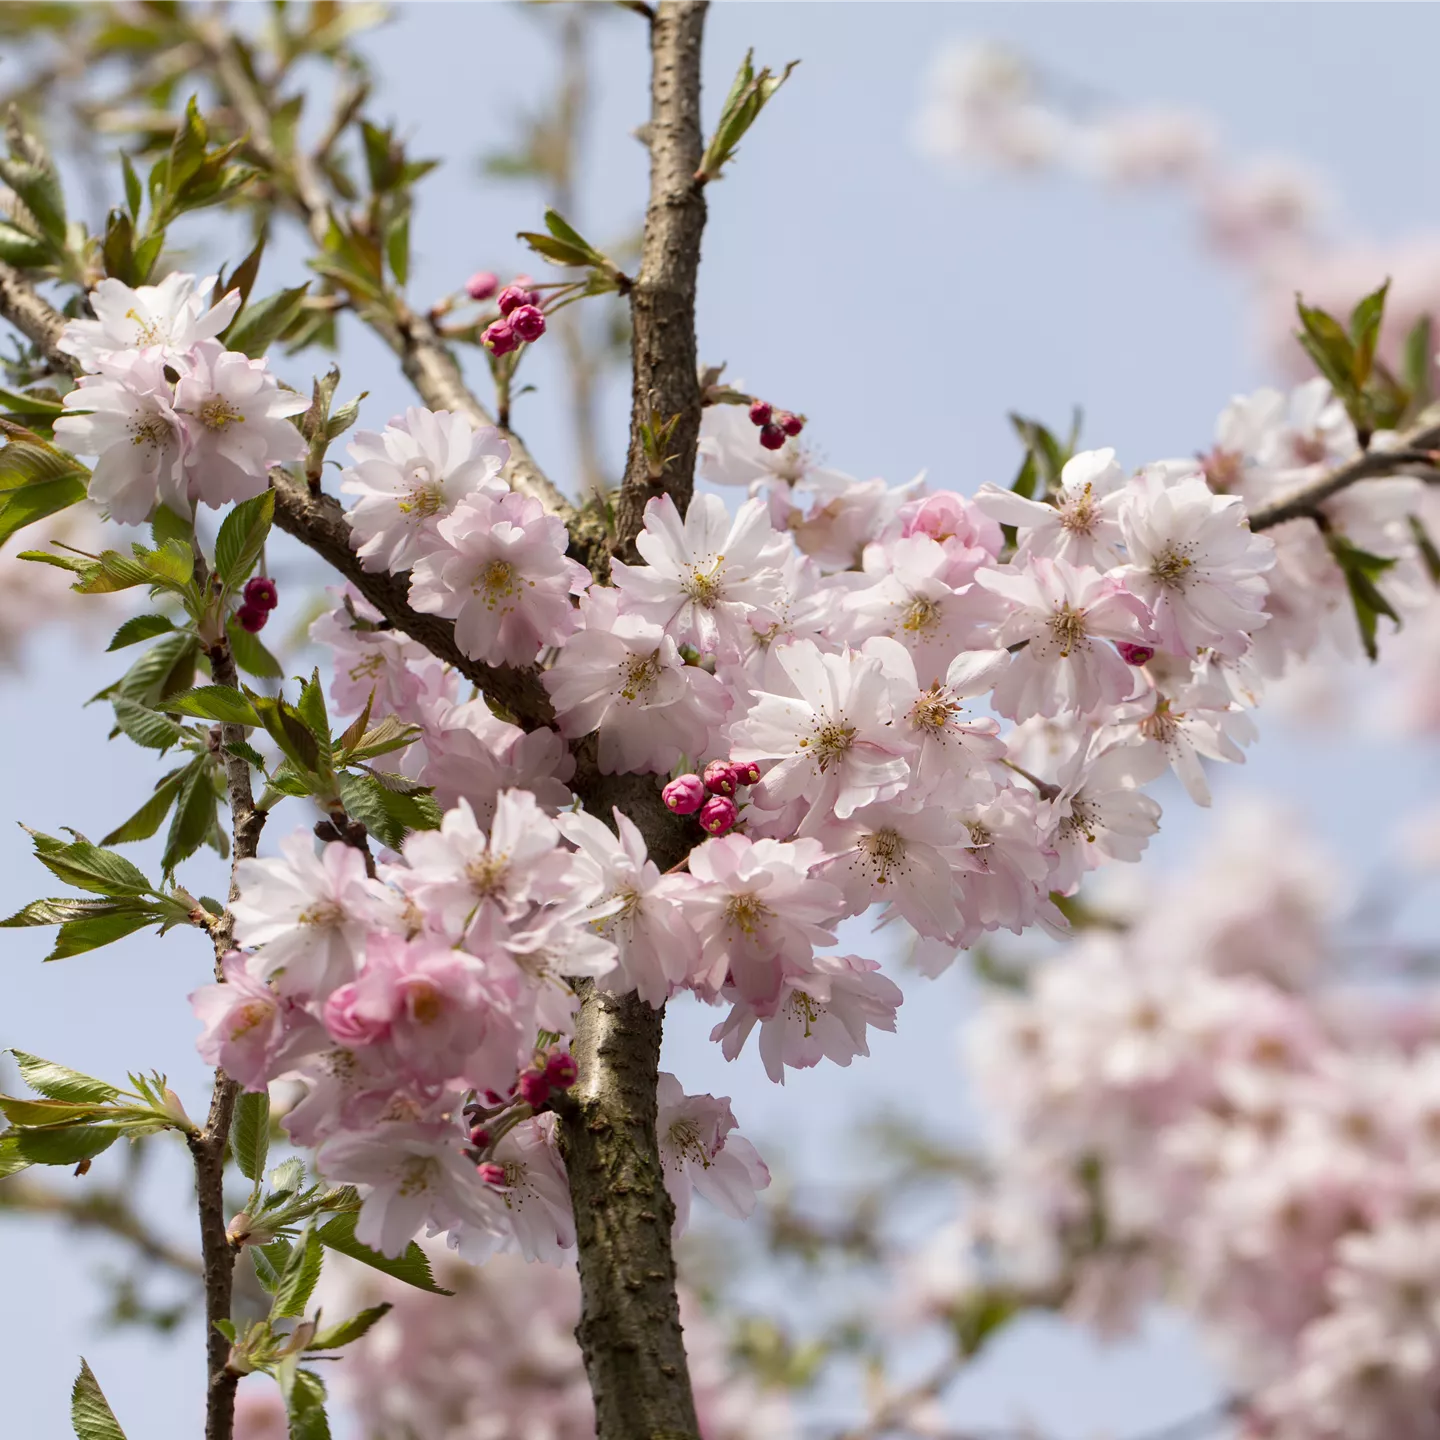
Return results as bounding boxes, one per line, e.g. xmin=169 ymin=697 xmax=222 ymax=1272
xmin=465 ymin=1046 xmax=578 ymax=1184
xmin=746 ymin=398 xmax=805 ymax=452
xmin=480 ymin=277 xmax=548 ymax=358
xmin=235 ymin=576 xmax=278 ymax=634
xmin=662 ymin=757 xmax=762 ymax=837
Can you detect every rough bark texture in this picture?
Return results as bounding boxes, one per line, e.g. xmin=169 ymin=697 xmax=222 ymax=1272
xmin=268 ymin=470 xmax=556 ymax=728
xmin=188 ymin=637 xmax=268 ymax=1440
xmin=610 ymin=1 xmax=709 ymax=563
xmin=0 ymin=259 xmax=72 ymax=372
xmin=556 ymin=6 xmax=710 ymax=1437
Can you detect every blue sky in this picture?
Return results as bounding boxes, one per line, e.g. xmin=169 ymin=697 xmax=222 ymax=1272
xmin=5 ymin=3 xmax=1440 ymax=1436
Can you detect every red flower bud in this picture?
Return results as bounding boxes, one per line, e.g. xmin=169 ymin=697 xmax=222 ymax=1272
xmin=509 ymin=303 xmax=547 ymax=343
xmin=699 ymin=795 xmax=738 ymax=836
xmin=545 ymin=1052 xmax=578 ymax=1090
xmin=663 ymin=774 xmax=706 ymax=815
xmin=748 ymin=400 xmax=773 ymax=427
xmin=517 ymin=1070 xmax=551 ymax=1109
xmin=236 ymin=603 xmax=268 ymax=633
xmin=1116 ymin=642 xmax=1156 ymax=667
xmin=496 ymin=283 xmax=537 ymax=316
xmin=483 ymin=319 xmax=518 ymax=356
xmin=776 ymin=410 xmax=804 ymax=437
xmin=758 ymin=423 xmax=786 ymax=451
xmin=466 ymin=271 xmax=500 ymax=302
xmin=477 ymin=1162 xmax=507 ymax=1186
xmin=703 ymin=759 xmax=738 ymax=797
xmin=244 ymin=576 xmax=278 ymax=611
xmin=731 ymin=759 xmax=762 ymax=786
xmin=468 ymin=1124 xmax=491 ymax=1149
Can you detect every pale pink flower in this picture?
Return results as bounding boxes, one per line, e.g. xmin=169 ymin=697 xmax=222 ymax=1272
xmin=542 ymin=587 xmax=731 ymax=775
xmin=190 ymin=952 xmax=321 ymax=1091
xmin=974 ymin=448 xmax=1129 ymax=569
xmin=728 ymin=639 xmax=911 ymax=821
xmin=948 ymin=785 xmax=1059 ymax=946
xmin=612 ymin=493 xmax=789 ymax=654
xmin=456 ymin=1113 xmax=575 ymax=1266
xmin=409 ymin=492 xmax=589 ymax=667
xmin=711 ymin=952 xmax=903 ymax=1084
xmin=59 ymin=272 xmax=240 ymax=369
xmin=172 ymin=340 xmax=307 ymax=508
xmin=698 ymin=401 xmax=854 ymax=493
xmin=656 ymin=1073 xmax=770 ymax=1232
xmin=554 ymin=808 xmax=701 ymax=1005
xmin=53 ymin=354 xmax=187 ymax=524
xmin=318 ymin=1118 xmax=504 ymax=1258
xmin=978 ymin=556 xmax=1153 ymax=719
xmin=1045 ymin=740 xmax=1164 ymax=894
xmin=341 ymin=407 xmax=510 ymax=573
xmin=309 ymin=585 xmax=443 ymax=721
xmin=684 ymin=833 xmax=844 ymax=1002
xmin=890 ymin=489 xmax=1003 ymax=584
xmin=1119 ymin=468 xmax=1275 ymax=659
xmin=231 ymin=835 xmax=402 ymax=999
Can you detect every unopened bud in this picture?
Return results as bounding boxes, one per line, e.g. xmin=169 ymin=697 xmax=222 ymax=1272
xmin=545 ymin=1051 xmax=578 ymax=1090
xmin=496 ymin=283 xmax=537 ymax=316
xmin=731 ymin=759 xmax=762 ymax=786
xmin=663 ymin=774 xmax=706 ymax=815
xmin=243 ymin=576 xmax=278 ymax=611
xmin=1116 ymin=642 xmax=1156 ymax=666
xmin=776 ymin=410 xmax=804 ymax=437
xmin=466 ymin=270 xmax=500 ymax=301
xmin=747 ymin=400 xmax=773 ymax=427
xmin=509 ymin=304 xmax=546 ymax=343
xmin=699 ymin=795 xmax=738 ymax=836
xmin=468 ymin=1124 xmax=491 ymax=1149
xmin=758 ymin=423 xmax=786 ymax=451
xmin=236 ymin=603 xmax=268 ymax=634
xmin=477 ymin=1162 xmax=507 ymax=1186
xmin=702 ymin=759 xmax=738 ymax=797
xmin=483 ymin=319 xmax=518 ymax=356
xmin=518 ymin=1070 xmax=551 ymax=1109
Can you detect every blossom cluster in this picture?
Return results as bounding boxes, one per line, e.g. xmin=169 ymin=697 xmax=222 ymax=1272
xmin=52 ymin=273 xmax=306 ymax=523
xmin=943 ymin=801 xmax=1440 ymax=1440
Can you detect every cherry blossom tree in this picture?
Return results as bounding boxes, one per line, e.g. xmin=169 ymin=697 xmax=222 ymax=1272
xmin=2 ymin=7 xmax=1440 ymax=1440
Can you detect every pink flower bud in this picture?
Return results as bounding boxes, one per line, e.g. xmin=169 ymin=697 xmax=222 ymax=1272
xmin=702 ymin=759 xmax=738 ymax=796
xmin=1116 ymin=642 xmax=1156 ymax=666
xmin=466 ymin=270 xmax=500 ymax=301
xmin=322 ymin=982 xmax=391 ymax=1046
xmin=731 ymin=759 xmax=762 ymax=786
xmin=545 ymin=1051 xmax=578 ymax=1090
xmin=468 ymin=1124 xmax=491 ymax=1149
xmin=699 ymin=795 xmax=738 ymax=836
xmin=518 ymin=1070 xmax=551 ymax=1109
xmin=509 ymin=303 xmax=547 ymax=343
xmin=477 ymin=1162 xmax=507 ymax=1186
xmin=483 ymin=1090 xmax=506 ymax=1106
xmin=748 ymin=400 xmax=773 ymax=427
xmin=758 ymin=423 xmax=786 ymax=451
xmin=776 ymin=410 xmax=804 ymax=437
xmin=496 ymin=283 xmax=537 ymax=316
xmin=483 ymin=319 xmax=518 ymax=356
xmin=236 ymin=603 xmax=268 ymax=634
xmin=663 ymin=774 xmax=706 ymax=815
xmin=244 ymin=576 xmax=278 ymax=611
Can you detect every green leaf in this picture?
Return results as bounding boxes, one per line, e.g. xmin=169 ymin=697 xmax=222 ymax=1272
xmin=1326 ymin=532 xmax=1401 ymax=660
xmin=47 ymin=908 xmax=160 ymax=961
xmin=101 ymin=772 xmax=185 ymax=846
xmin=214 ymin=490 xmax=275 ymax=587
xmin=29 ymin=833 xmax=154 ymax=896
xmin=226 ymin=285 xmax=310 ymax=358
xmin=221 ymin=233 xmax=266 ymax=317
xmin=117 ymin=633 xmax=200 ymax=708
xmin=161 ymin=759 xmax=220 ymax=874
xmin=16 ymin=1122 xmax=121 ymax=1166
xmin=121 ymin=152 xmax=142 ymax=222
xmin=0 ymin=1094 xmax=108 ymax=1127
xmin=385 ymin=211 xmax=409 ymax=288
xmin=231 ymin=1089 xmax=270 ymax=1183
xmin=107 ymin=615 xmax=177 ymax=651
xmin=0 ymin=123 xmax=66 ymax=248
xmin=950 ymin=1288 xmax=1021 ymax=1359
xmin=0 ymin=1132 xmax=34 ymax=1178
xmin=150 ymin=504 xmax=193 ymax=551
xmin=284 ymin=1368 xmax=331 ymax=1440
xmin=314 ymin=1211 xmax=451 ymax=1294
xmin=270 ymin=1156 xmax=305 ymax=1195
xmin=1349 ymin=279 xmax=1390 ymax=389
xmin=1404 ymin=315 xmax=1435 ymax=416
xmin=517 ymin=231 xmax=595 ymax=269
xmin=271 ymin=1226 xmax=325 ymax=1320
xmin=296 ymin=669 xmax=330 ymax=747
xmin=9 ymin=1051 xmax=118 ymax=1104
xmin=337 ymin=771 xmax=440 ymax=850
xmin=2 ymin=897 xmax=132 ymax=928
xmin=0 ymin=472 xmax=89 ymax=547
xmin=224 ymin=738 xmax=268 ymax=771
xmin=228 ymin=617 xmax=284 ymax=679
xmin=112 ymin=696 xmax=183 ymax=752
xmin=71 ymin=1359 xmax=128 ymax=1440
xmin=163 ymin=685 xmax=260 ymax=726
xmin=697 ymin=51 xmax=800 ymax=183
xmin=0 ymin=220 xmax=49 ymax=266
xmin=307 ymin=1303 xmax=392 ymax=1351
xmin=252 ymin=1238 xmax=289 ymax=1293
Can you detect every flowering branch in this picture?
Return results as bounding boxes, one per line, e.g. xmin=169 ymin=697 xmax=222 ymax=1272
xmin=187 ymin=628 xmax=267 ymax=1440
xmin=1246 ymin=419 xmax=1440 ymax=530
xmin=610 ymin=0 xmax=710 ymax=560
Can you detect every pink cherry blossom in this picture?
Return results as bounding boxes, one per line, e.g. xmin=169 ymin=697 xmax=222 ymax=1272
xmin=454 ymin=1113 xmax=575 ymax=1266
xmin=190 ymin=952 xmax=321 ymax=1092
xmin=974 ymin=448 xmax=1129 ymax=569
xmin=656 ymin=1072 xmax=771 ymax=1232
xmin=59 ymin=272 xmax=240 ymax=369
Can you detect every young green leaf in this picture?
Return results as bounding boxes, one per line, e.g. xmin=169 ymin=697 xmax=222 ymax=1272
xmin=9 ymin=1051 xmax=119 ymax=1104
xmin=296 ymin=668 xmax=330 ymax=747
xmin=271 ymin=1226 xmax=325 ymax=1319
xmin=163 ymin=685 xmax=261 ymax=727
xmin=231 ymin=1089 xmax=271 ymax=1183
xmin=15 ymin=1122 xmax=122 ymax=1166
xmin=227 ymin=617 xmax=284 ymax=679
xmin=284 ymin=1367 xmax=332 ymax=1440
xmin=307 ymin=1303 xmax=393 ymax=1351
xmin=0 ymin=472 xmax=90 ymax=546
xmin=111 ymin=696 xmax=183 ymax=752
xmin=71 ymin=1359 xmax=128 ymax=1440
xmin=28 ymin=832 xmax=154 ymax=897
xmin=101 ymin=772 xmax=186 ymax=846
xmin=47 ymin=907 xmax=162 ymax=961
xmin=106 ymin=615 xmax=177 ymax=652
xmin=226 ymin=285 xmax=310 ymax=358
xmin=1348 ymin=279 xmax=1390 ymax=389
xmin=214 ymin=490 xmax=276 ymax=587
xmin=314 ymin=1211 xmax=451 ymax=1294
xmin=161 ymin=759 xmax=220 ymax=874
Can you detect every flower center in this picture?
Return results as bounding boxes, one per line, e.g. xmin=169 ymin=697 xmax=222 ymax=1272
xmin=124 ymin=308 xmax=166 ymax=347
xmin=1060 ymin=797 xmax=1099 ymax=844
xmin=909 ymin=686 xmax=961 ymax=735
xmin=1149 ymin=545 xmax=1194 ymax=589
xmin=1047 ymin=604 xmax=1089 ymax=656
xmin=1060 ymin=483 xmax=1096 ymax=535
xmin=723 ymin=892 xmax=772 ymax=937
xmin=129 ymin=415 xmax=170 ymax=451
xmin=199 ymin=395 xmax=243 ymax=430
xmin=397 ymin=461 xmax=443 ymax=517
xmin=296 ymin=901 xmax=344 ymax=929
xmin=465 ymin=851 xmax=509 ymax=898
xmin=227 ymin=999 xmax=274 ymax=1040
xmin=1201 ymin=447 xmax=1243 ymax=492
xmin=406 ymin=981 xmax=444 ymax=1026
xmin=619 ymin=650 xmax=662 ymax=702
xmin=861 ymin=827 xmax=906 ymax=883
xmin=478 ymin=559 xmax=516 ymax=602
xmin=1290 ymin=433 xmax=1328 ymax=466
xmin=800 ymin=719 xmax=855 ymax=771
xmin=681 ymin=559 xmax=725 ymax=608
xmin=397 ymin=1155 xmax=438 ymax=1198
xmin=667 ymin=1118 xmax=711 ymax=1168
xmin=901 ymin=595 xmax=942 ymax=635
xmin=787 ymin=991 xmax=822 ymax=1037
